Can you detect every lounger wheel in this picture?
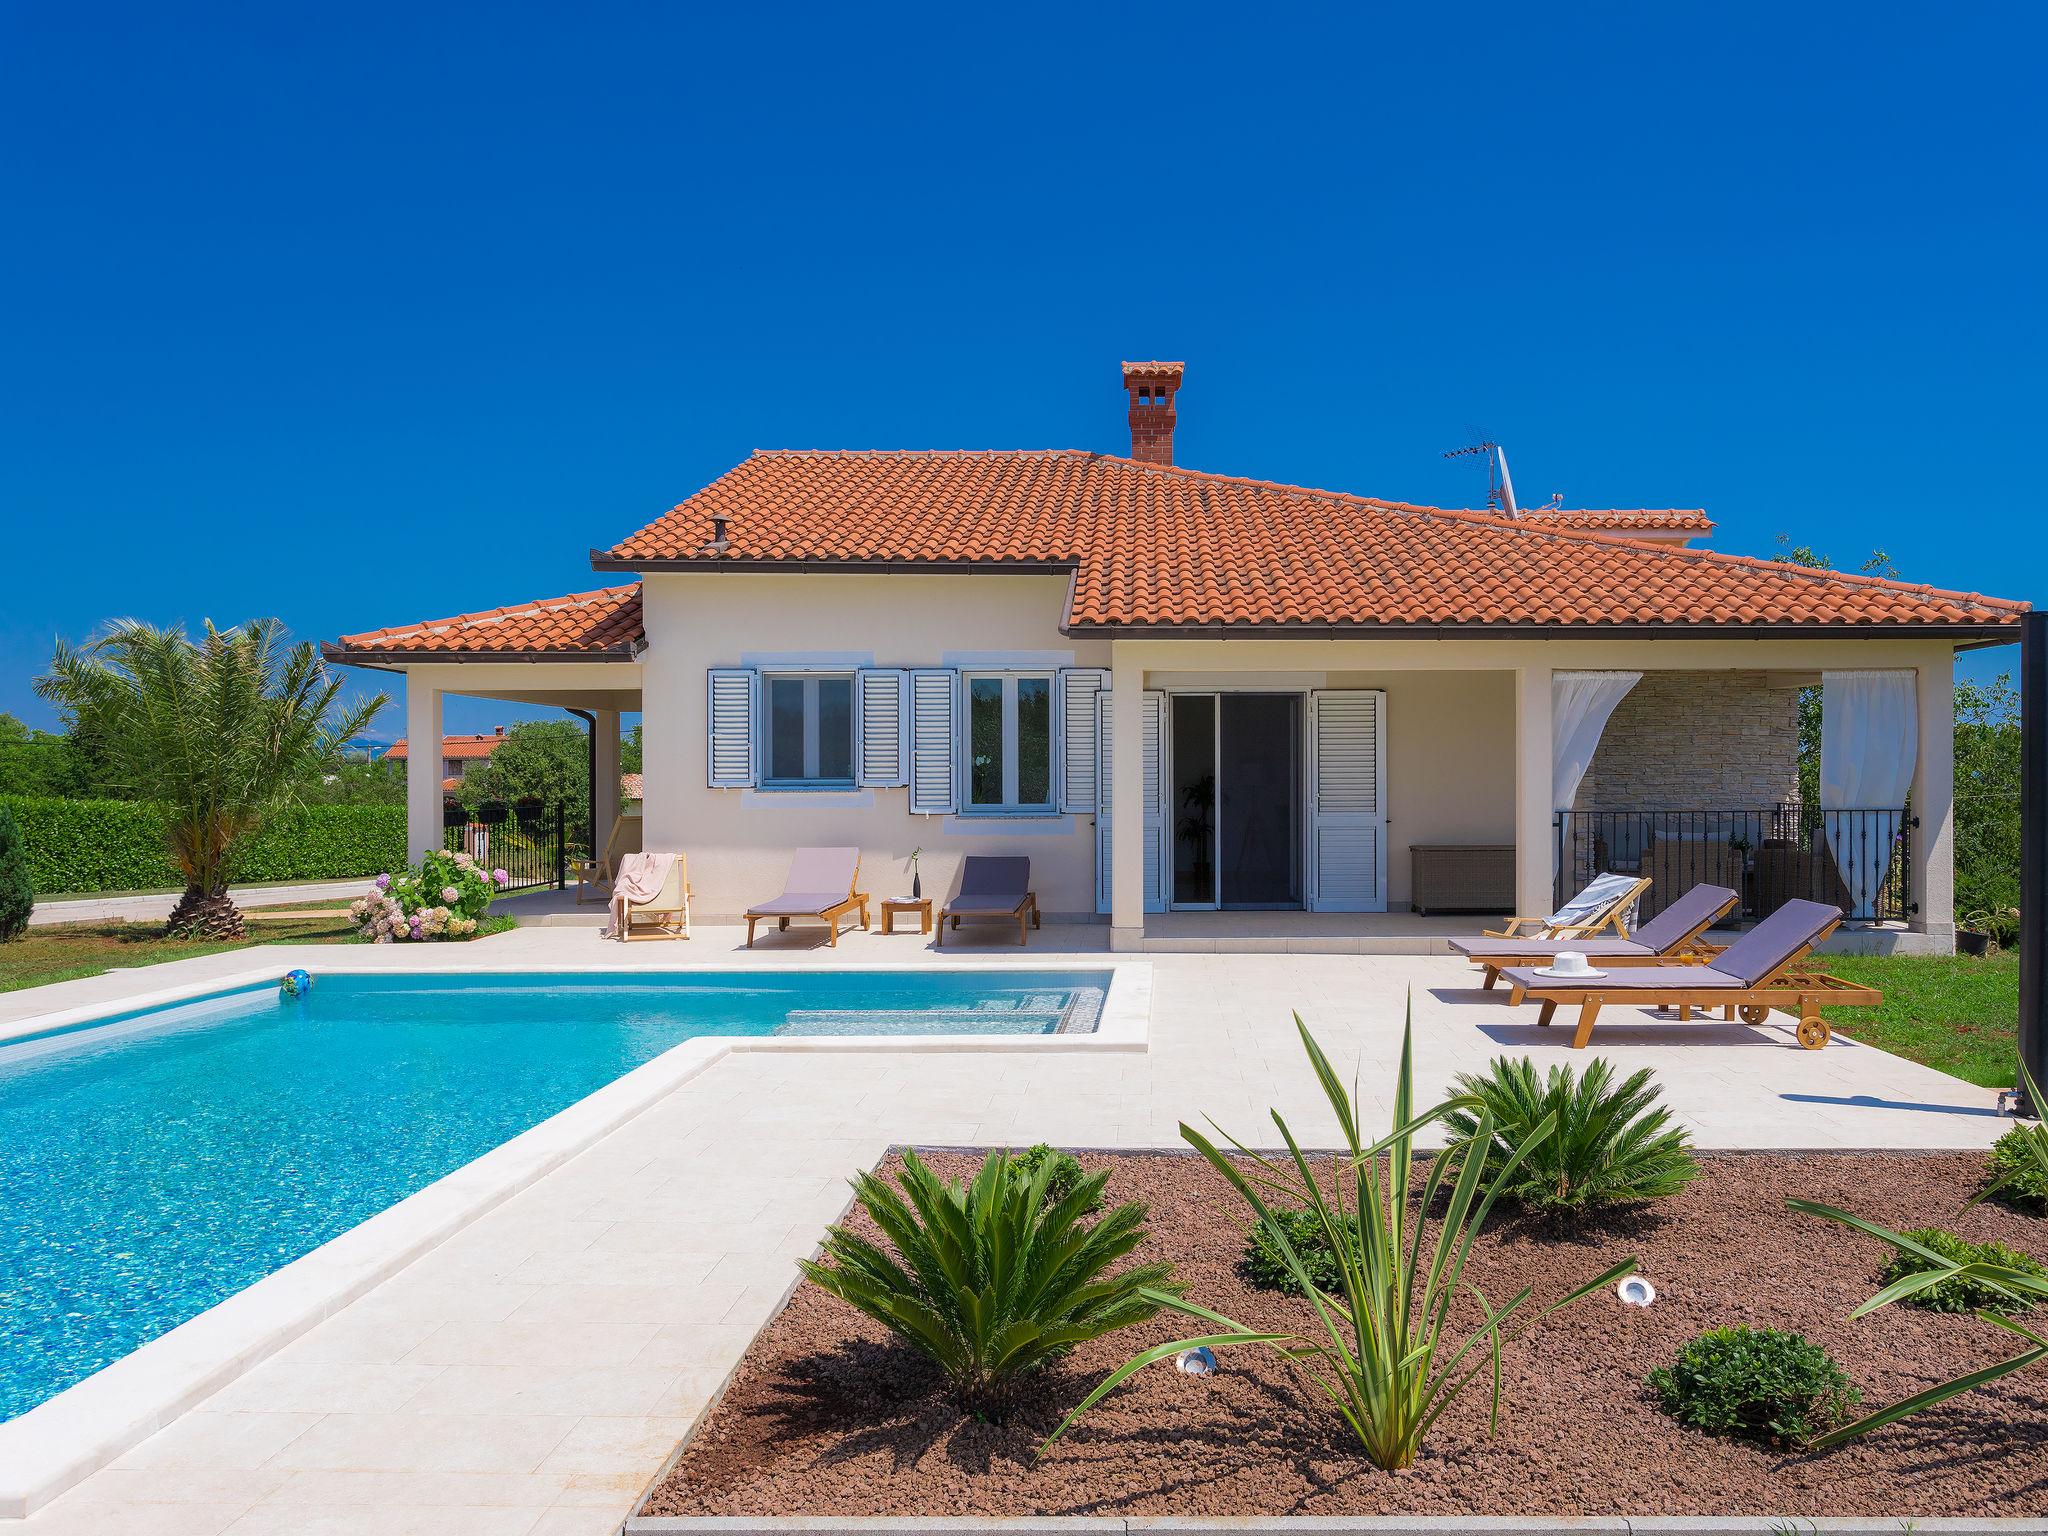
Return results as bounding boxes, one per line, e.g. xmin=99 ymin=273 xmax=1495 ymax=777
xmin=1739 ymin=1004 xmax=1771 ymax=1026
xmin=1796 ymin=1014 xmax=1830 ymax=1050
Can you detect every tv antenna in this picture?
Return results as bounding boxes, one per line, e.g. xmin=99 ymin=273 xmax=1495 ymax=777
xmin=1442 ymin=439 xmax=1519 ymax=517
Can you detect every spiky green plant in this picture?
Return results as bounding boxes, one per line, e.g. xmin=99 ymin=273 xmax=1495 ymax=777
xmin=33 ymin=619 xmax=383 ymax=938
xmin=1444 ymin=1056 xmax=1698 ymax=1221
xmin=799 ymin=1148 xmax=1177 ymax=1409
xmin=1041 ymin=997 xmax=1635 ymax=1471
xmin=1788 ymin=1079 xmax=2048 ymax=1448
xmin=1985 ymin=1122 xmax=2048 ymax=1214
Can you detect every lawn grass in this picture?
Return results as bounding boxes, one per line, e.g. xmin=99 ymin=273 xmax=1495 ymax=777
xmin=1818 ymin=950 xmax=2020 ymax=1089
xmin=0 ymin=913 xmax=515 ymax=994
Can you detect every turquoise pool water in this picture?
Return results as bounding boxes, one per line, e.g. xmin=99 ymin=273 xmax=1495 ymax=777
xmin=0 ymin=968 xmax=1107 ymax=1423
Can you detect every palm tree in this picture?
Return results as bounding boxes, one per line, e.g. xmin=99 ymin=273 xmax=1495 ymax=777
xmin=35 ymin=619 xmax=386 ymax=938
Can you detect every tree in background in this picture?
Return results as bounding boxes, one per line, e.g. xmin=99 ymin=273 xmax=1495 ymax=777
xmin=1953 ymin=672 xmax=2021 ymax=923
xmin=299 ymin=754 xmax=407 ymax=806
xmin=621 ymin=723 xmax=643 ymax=775
xmin=0 ymin=803 xmax=32 ymax=941
xmin=0 ymin=710 xmax=116 ymax=798
xmin=34 ymin=619 xmax=385 ymax=938
xmin=457 ymin=719 xmax=589 ymax=834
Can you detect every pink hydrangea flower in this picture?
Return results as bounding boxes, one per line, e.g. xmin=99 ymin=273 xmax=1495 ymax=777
xmin=375 ymin=873 xmax=391 ymax=890
xmin=441 ymin=885 xmax=459 ymax=902
xmin=492 ymin=869 xmax=510 ymax=887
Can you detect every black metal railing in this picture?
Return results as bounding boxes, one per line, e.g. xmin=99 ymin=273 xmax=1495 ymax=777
xmin=1554 ymin=804 xmax=1915 ymax=925
xmin=443 ymin=800 xmax=567 ymax=892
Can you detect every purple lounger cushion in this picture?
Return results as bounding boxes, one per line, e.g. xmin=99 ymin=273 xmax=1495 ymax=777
xmin=1450 ymin=884 xmax=1739 ymax=962
xmin=746 ymin=847 xmax=859 ymax=915
xmin=1499 ymin=897 xmax=1840 ymax=996
xmin=949 ymin=856 xmax=1032 ymax=911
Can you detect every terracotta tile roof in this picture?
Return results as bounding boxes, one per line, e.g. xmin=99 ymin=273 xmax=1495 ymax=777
xmin=327 ymin=584 xmax=644 ymax=660
xmin=1519 ymin=508 xmax=1713 ymax=533
xmin=382 ymin=733 xmax=506 ymax=762
xmin=620 ymin=772 xmax=645 ymax=801
xmin=596 ymin=451 xmax=2025 ymax=633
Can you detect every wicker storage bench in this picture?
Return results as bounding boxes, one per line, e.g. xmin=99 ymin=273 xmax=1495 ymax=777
xmin=1409 ymin=844 xmax=1514 ymax=915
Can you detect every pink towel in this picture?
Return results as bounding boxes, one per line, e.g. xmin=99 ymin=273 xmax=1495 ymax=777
xmin=609 ymin=851 xmax=674 ymax=936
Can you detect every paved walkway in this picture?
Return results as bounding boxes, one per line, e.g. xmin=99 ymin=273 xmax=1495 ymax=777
xmin=29 ymin=880 xmax=369 ymax=928
xmin=1 ymin=926 xmax=2016 ymax=1536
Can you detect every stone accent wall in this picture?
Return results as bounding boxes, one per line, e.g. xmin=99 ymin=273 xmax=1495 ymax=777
xmin=1573 ymin=671 xmax=1802 ymax=813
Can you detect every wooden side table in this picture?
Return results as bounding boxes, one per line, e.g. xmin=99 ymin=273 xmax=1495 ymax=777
xmin=880 ymin=896 xmax=933 ymax=936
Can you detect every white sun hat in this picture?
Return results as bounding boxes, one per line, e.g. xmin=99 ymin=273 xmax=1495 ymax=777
xmin=1532 ymin=950 xmax=1605 ymax=980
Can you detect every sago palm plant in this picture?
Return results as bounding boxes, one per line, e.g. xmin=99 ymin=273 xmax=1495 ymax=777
xmin=1445 ymin=1056 xmax=1698 ymax=1222
xmin=1042 ymin=998 xmax=1635 ymax=1470
xmin=800 ymin=1148 xmax=1178 ymax=1410
xmin=35 ymin=619 xmax=384 ymax=938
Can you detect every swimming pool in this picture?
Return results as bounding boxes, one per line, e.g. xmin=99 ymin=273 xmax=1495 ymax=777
xmin=0 ymin=968 xmax=1109 ymax=1424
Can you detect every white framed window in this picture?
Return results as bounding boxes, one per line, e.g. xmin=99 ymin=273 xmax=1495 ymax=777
xmin=761 ymin=672 xmax=855 ymax=787
xmin=961 ymin=671 xmax=1054 ymax=813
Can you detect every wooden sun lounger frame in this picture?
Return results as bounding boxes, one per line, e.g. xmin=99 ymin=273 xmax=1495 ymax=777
xmin=1467 ymin=888 xmax=1738 ymax=991
xmin=936 ymin=891 xmax=1041 ymax=947
xmin=1481 ymin=874 xmax=1652 ymax=941
xmin=619 ymin=856 xmax=691 ymax=942
xmin=743 ymin=857 xmax=870 ymax=948
xmin=1503 ymin=913 xmax=1879 ymax=1050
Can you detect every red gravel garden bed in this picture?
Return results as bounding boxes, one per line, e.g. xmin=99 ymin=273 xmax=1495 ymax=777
xmin=645 ymin=1149 xmax=2048 ymax=1520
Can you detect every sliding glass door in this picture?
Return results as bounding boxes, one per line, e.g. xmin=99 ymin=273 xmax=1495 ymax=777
xmin=1168 ymin=692 xmax=1302 ymax=910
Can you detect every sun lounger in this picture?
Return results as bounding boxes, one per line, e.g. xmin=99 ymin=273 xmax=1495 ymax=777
xmin=744 ymin=846 xmax=869 ymax=948
xmin=612 ymin=851 xmax=690 ymax=940
xmin=574 ymin=813 xmax=643 ymax=904
xmin=936 ymin=856 xmax=1040 ymax=947
xmin=1452 ymin=883 xmax=1740 ymax=989
xmin=1481 ymin=871 xmax=1651 ymax=941
xmin=1499 ymin=898 xmax=1878 ymax=1050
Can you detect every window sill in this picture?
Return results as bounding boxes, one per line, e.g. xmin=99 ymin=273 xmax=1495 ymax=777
xmin=742 ymin=787 xmax=874 ymax=809
xmin=942 ymin=812 xmax=1075 ymax=836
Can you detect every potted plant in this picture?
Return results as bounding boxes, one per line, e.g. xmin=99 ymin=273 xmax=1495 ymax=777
xmin=1958 ymin=905 xmax=2020 ymax=956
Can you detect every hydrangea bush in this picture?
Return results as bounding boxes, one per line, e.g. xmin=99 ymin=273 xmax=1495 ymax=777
xmin=349 ymin=848 xmax=507 ymax=942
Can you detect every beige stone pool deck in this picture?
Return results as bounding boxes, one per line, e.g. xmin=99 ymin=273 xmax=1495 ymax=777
xmin=0 ymin=921 xmax=2016 ymax=1536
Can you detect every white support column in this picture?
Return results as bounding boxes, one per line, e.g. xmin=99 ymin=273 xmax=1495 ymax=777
xmin=592 ymin=708 xmax=622 ymax=845
xmin=1513 ymin=665 xmax=1554 ymax=921
xmin=404 ymin=678 xmax=444 ymax=861
xmin=1910 ymin=651 xmax=1955 ymax=945
xmin=1109 ymin=643 xmax=1145 ymax=951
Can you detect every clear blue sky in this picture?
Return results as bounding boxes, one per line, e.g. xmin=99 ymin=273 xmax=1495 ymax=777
xmin=4 ymin=3 xmax=2040 ymax=738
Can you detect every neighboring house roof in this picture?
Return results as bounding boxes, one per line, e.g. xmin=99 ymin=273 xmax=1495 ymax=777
xmin=326 ymin=585 xmax=644 ymax=662
xmin=586 ymin=450 xmax=2022 ymax=637
xmin=620 ymin=772 xmax=645 ymax=801
xmin=382 ymin=733 xmax=506 ymax=762
xmin=1520 ymin=508 xmax=1713 ymax=534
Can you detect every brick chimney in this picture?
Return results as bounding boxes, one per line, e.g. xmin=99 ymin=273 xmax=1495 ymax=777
xmin=1122 ymin=361 xmax=1184 ymax=465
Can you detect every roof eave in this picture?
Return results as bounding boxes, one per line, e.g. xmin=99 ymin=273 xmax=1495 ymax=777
xmin=320 ymin=641 xmax=645 ymax=667
xmin=591 ymin=550 xmax=1080 ymax=576
xmin=1060 ymin=620 xmax=2024 ymax=642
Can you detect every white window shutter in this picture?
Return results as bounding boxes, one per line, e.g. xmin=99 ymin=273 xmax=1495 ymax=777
xmin=855 ymin=669 xmax=909 ymax=787
xmin=1092 ymin=687 xmax=1168 ymax=914
xmin=706 ymin=669 xmax=758 ymax=788
xmin=1307 ymin=689 xmax=1387 ymax=912
xmin=907 ymin=668 xmax=958 ymax=815
xmin=1057 ymin=668 xmax=1109 ymax=813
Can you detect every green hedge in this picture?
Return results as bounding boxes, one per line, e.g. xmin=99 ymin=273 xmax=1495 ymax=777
xmin=2 ymin=794 xmax=407 ymax=895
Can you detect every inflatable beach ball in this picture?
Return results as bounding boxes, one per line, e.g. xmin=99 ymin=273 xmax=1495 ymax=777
xmin=280 ymin=969 xmax=312 ymax=999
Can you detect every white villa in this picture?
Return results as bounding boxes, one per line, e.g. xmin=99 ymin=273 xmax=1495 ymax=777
xmin=327 ymin=362 xmax=2026 ymax=950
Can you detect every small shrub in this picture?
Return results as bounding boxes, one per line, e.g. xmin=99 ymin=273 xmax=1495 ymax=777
xmin=1649 ymin=1326 xmax=1859 ymax=1448
xmin=0 ymin=805 xmax=33 ymax=941
xmin=801 ymin=1148 xmax=1177 ymax=1409
xmin=1987 ymin=1125 xmax=2048 ymax=1214
xmin=1240 ymin=1205 xmax=1361 ymax=1295
xmin=1445 ymin=1055 xmax=1698 ymax=1221
xmin=347 ymin=849 xmax=503 ymax=942
xmin=1009 ymin=1143 xmax=1100 ymax=1212
xmin=1877 ymin=1229 xmax=2045 ymax=1314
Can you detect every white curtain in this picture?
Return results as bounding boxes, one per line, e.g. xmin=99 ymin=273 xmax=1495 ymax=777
xmin=1821 ymin=670 xmax=1918 ymax=920
xmin=1552 ymin=671 xmax=1642 ymax=810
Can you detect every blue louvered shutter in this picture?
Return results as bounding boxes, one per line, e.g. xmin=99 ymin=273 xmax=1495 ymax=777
xmin=706 ymin=669 xmax=757 ymax=788
xmin=907 ymin=668 xmax=958 ymax=814
xmin=1057 ymin=668 xmax=1109 ymax=813
xmin=855 ymin=668 xmax=909 ymax=787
